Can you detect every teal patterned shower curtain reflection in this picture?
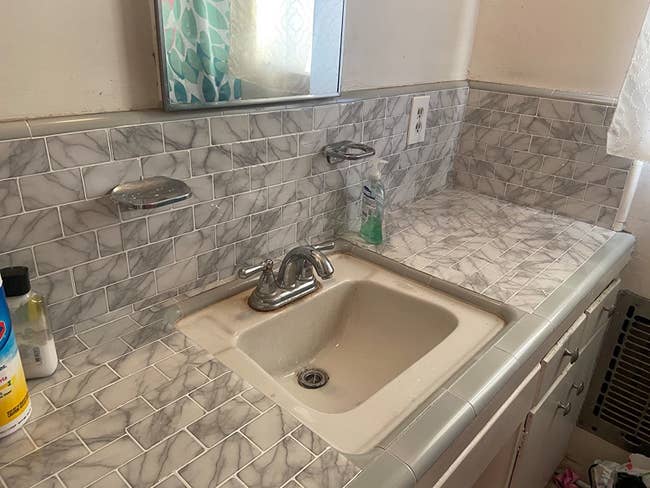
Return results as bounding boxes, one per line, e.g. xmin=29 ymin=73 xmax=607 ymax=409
xmin=159 ymin=0 xmax=242 ymax=104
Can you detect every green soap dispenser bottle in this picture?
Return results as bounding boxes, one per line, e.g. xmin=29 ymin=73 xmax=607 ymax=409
xmin=360 ymin=159 xmax=386 ymax=245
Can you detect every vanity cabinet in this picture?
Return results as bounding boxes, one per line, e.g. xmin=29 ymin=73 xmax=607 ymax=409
xmin=423 ymin=278 xmax=621 ymax=488
xmin=508 ymin=278 xmax=620 ymax=488
xmin=509 ymin=323 xmax=607 ymax=487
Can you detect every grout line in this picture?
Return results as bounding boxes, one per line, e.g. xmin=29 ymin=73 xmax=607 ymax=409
xmin=289 ymin=447 xmax=333 ymax=485
xmin=24 ymin=120 xmax=34 ymax=139
xmin=123 ymin=428 xmax=147 ymax=454
xmin=13 ymin=177 xmax=26 ymax=215
xmin=184 ymin=392 xmax=207 ymax=415
xmin=169 ymin=473 xmax=193 ymax=488
xmin=42 ymin=134 xmax=53 ymax=172
xmin=114 ymin=469 xmax=135 ymax=488
xmin=135 ymin=394 xmax=157 ymax=413
xmin=20 ymin=426 xmax=39 ymax=451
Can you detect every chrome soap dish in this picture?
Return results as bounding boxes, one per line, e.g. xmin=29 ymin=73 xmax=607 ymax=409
xmin=110 ymin=176 xmax=192 ymax=209
xmin=323 ymin=141 xmax=376 ymax=164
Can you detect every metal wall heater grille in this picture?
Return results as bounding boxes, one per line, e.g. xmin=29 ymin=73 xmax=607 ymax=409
xmin=579 ymin=290 xmax=650 ymax=451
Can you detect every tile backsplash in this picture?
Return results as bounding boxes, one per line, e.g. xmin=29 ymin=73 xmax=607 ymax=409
xmin=0 ymin=85 xmax=467 ymax=333
xmin=455 ymin=87 xmax=632 ymax=228
xmin=0 ymin=82 xmax=632 ymax=335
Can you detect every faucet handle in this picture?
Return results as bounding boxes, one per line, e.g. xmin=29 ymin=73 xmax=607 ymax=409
xmin=238 ymin=259 xmax=274 ymax=279
xmin=312 ymin=241 xmax=335 ymax=252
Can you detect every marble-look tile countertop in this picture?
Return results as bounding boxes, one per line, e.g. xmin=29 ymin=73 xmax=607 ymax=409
xmin=0 ymin=190 xmax=617 ymax=488
xmin=0 ymin=314 xmax=359 ymax=488
xmin=344 ymin=189 xmax=616 ymax=313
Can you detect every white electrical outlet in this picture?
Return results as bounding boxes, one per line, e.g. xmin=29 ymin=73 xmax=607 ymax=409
xmin=407 ymin=95 xmax=430 ymax=145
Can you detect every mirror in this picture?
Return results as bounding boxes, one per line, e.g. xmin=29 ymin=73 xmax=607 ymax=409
xmin=155 ymin=0 xmax=345 ymax=110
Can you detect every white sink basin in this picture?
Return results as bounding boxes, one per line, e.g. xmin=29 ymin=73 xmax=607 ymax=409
xmin=238 ymin=277 xmax=460 ymax=414
xmin=177 ymin=252 xmax=506 ymax=454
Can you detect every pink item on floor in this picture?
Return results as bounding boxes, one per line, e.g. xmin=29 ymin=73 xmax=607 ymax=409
xmin=554 ymin=468 xmax=581 ymax=488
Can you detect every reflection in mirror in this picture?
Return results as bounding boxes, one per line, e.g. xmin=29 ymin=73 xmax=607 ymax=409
xmin=156 ymin=0 xmax=345 ymax=110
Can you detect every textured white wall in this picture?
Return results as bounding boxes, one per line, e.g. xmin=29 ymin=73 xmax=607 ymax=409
xmin=0 ymin=0 xmax=479 ymax=120
xmin=469 ymin=0 xmax=649 ymax=97
xmin=341 ymin=0 xmax=479 ymax=90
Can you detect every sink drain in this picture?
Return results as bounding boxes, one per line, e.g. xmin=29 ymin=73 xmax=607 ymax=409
xmin=297 ymin=368 xmax=329 ymax=389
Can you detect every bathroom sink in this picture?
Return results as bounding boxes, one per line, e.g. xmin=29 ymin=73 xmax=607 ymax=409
xmin=177 ymin=251 xmax=507 ymax=454
xmin=237 ymin=278 xmax=459 ymax=414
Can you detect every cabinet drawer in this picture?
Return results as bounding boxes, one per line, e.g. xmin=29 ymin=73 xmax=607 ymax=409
xmin=537 ymin=314 xmax=586 ymax=400
xmin=582 ymin=279 xmax=620 ymax=346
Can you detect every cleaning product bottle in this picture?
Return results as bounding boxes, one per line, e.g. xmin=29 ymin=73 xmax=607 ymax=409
xmin=0 ymin=267 xmax=58 ymax=379
xmin=0 ymin=273 xmax=31 ymax=438
xmin=360 ymin=159 xmax=386 ymax=245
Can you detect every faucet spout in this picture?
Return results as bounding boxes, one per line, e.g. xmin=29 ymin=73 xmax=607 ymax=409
xmin=306 ymin=249 xmax=335 ymax=278
xmin=277 ymin=245 xmax=335 ymax=288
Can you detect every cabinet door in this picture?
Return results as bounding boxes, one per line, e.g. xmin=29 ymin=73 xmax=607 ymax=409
xmin=509 ymin=365 xmax=576 ymax=488
xmin=432 ymin=367 xmax=540 ymax=488
xmin=471 ymin=428 xmax=523 ymax=488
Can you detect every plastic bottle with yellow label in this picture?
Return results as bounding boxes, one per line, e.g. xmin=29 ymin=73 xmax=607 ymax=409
xmin=0 ymin=275 xmax=31 ymax=438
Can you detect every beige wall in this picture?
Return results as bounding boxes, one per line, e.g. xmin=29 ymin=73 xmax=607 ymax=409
xmin=5 ymin=0 xmax=644 ymax=118
xmin=622 ymin=163 xmax=650 ymax=298
xmin=342 ymin=0 xmax=479 ymax=90
xmin=0 ymin=0 xmax=479 ymax=121
xmin=0 ymin=0 xmax=161 ymax=121
xmin=470 ymin=0 xmax=649 ymax=97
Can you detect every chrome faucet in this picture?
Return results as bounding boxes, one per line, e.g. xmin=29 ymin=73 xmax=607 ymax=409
xmin=238 ymin=242 xmax=335 ymax=311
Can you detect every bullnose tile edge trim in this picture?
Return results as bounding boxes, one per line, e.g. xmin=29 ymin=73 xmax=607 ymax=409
xmin=468 ymin=80 xmax=618 ymax=106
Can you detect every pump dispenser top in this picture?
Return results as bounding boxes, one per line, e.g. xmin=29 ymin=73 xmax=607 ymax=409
xmin=367 ymin=158 xmax=384 ymax=181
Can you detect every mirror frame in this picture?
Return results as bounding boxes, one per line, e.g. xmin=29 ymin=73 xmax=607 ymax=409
xmin=154 ymin=0 xmax=346 ymax=111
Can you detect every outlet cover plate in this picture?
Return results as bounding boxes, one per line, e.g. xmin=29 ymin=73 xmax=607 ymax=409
xmin=407 ymin=95 xmax=430 ymax=145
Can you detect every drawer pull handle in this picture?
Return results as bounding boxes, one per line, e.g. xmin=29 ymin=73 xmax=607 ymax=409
xmin=563 ymin=348 xmax=580 ymax=364
xmin=558 ymin=401 xmax=572 ymax=416
xmin=571 ymin=382 xmax=585 ymax=396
